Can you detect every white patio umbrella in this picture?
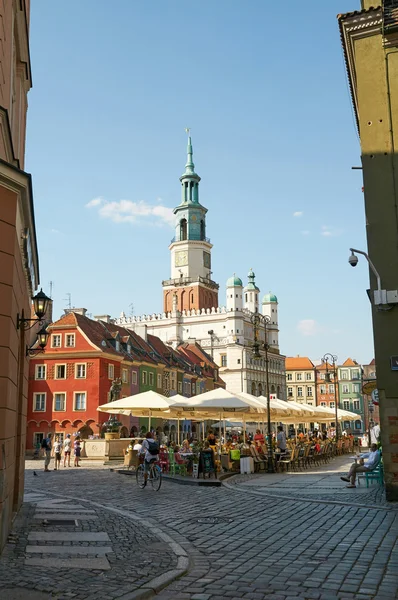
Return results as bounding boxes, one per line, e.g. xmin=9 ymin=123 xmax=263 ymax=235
xmin=97 ymin=390 xmax=175 ymax=430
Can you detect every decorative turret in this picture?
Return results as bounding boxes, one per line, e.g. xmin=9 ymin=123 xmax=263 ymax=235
xmin=226 ymin=274 xmax=243 ymax=311
xmin=244 ymin=268 xmax=260 ymax=312
xmin=163 ymin=132 xmax=219 ymax=314
xmin=262 ymin=290 xmax=279 ymax=348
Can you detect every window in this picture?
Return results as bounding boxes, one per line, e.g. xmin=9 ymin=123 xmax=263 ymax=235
xmin=353 ymin=384 xmax=359 ymax=393
xmin=329 ymin=384 xmax=335 ymax=394
xmin=343 ymin=384 xmax=349 ymax=394
xmin=171 ymin=374 xmax=176 ymax=391
xmin=221 ymin=354 xmax=227 ymax=367
xmin=192 ymin=383 xmax=196 ymax=395
xmin=352 ymin=370 xmax=359 ymax=380
xmin=33 ymin=432 xmax=44 ymax=448
xmin=33 ymin=393 xmax=46 ymax=412
xmin=343 ymin=400 xmax=350 ymax=410
xmin=320 ymin=402 xmax=326 ymax=407
xmin=55 ymin=364 xmax=66 ymax=380
xmin=54 ymin=393 xmax=66 ymax=411
xmin=297 ymin=387 xmax=303 ymax=397
xmin=122 ymin=369 xmax=128 ymax=383
xmin=306 ymin=372 xmax=312 ymax=380
xmin=355 ymin=420 xmax=362 ymax=430
xmin=149 ymin=372 xmax=154 ymax=386
xmin=184 ymin=381 xmax=189 ymax=394
xmin=51 ymin=334 xmax=61 ymax=348
xmin=307 ymin=387 xmax=313 ymax=397
xmin=330 ymin=401 xmax=335 ymax=409
xmin=115 ymin=340 xmax=120 ymax=352
xmin=319 ymin=373 xmax=325 ymax=380
xmin=75 ymin=363 xmax=86 ymax=379
xmin=157 ymin=374 xmax=162 ymax=388
xmin=320 ymin=385 xmax=326 ymax=394
xmin=132 ymin=371 xmax=137 ymax=385
xmin=35 ymin=365 xmax=46 ymax=380
xmin=296 ymin=373 xmax=302 ymax=381
xmin=237 ymin=359 xmax=241 ymax=365
xmin=108 ymin=364 xmax=114 ymax=379
xmin=178 ymin=381 xmax=182 ymax=393
xmin=74 ymin=392 xmax=86 ymax=410
xmin=353 ymin=400 xmax=360 ymax=410
xmin=65 ymin=334 xmax=75 ymax=348
xmin=287 ymin=387 xmax=293 ymax=396
xmin=341 ymin=371 xmax=348 ymax=380
xmin=287 ymin=373 xmax=292 ymax=381
xmin=142 ymin=371 xmax=147 ymax=385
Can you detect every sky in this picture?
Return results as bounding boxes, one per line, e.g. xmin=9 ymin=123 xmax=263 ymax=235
xmin=26 ymin=0 xmax=374 ymax=365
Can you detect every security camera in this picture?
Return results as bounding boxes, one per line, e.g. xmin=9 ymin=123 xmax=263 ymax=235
xmin=349 ymin=252 xmax=358 ymax=267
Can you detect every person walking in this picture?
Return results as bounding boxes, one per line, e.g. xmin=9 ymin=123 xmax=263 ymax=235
xmin=276 ymin=426 xmax=287 ymax=453
xmin=53 ymin=436 xmax=62 ymax=471
xmin=42 ymin=433 xmax=52 ymax=472
xmin=63 ymin=434 xmax=72 ymax=467
xmin=74 ymin=437 xmax=81 ymax=467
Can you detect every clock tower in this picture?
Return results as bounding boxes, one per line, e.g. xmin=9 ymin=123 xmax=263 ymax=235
xmin=162 ymin=134 xmax=219 ymax=313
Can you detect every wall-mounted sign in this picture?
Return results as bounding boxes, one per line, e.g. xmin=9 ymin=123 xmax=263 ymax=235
xmin=362 ymin=380 xmax=377 ymax=395
xmin=371 ymin=389 xmax=379 ymax=405
xmin=391 ymin=356 xmax=398 ymax=371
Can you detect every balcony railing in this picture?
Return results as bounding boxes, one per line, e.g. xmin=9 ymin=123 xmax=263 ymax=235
xmin=170 ymin=235 xmax=211 ymax=244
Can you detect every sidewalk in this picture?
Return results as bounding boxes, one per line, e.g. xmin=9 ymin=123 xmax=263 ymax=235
xmin=224 ymin=454 xmax=394 ymax=509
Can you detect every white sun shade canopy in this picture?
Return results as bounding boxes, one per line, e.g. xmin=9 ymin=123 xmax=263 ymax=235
xmin=97 ymin=390 xmax=175 ymax=415
xmin=169 ymin=388 xmax=264 ymax=413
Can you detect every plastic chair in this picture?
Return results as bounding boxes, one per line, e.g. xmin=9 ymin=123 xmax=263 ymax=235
xmin=168 ymin=449 xmax=187 ymax=476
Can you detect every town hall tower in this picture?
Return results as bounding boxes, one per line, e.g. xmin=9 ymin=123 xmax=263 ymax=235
xmin=162 ymin=135 xmax=219 ymax=312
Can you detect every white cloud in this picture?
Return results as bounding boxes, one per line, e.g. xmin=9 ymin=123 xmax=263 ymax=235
xmin=50 ymin=228 xmax=61 ymax=234
xmin=86 ymin=197 xmax=104 ymax=208
xmin=293 ymin=211 xmax=303 ymax=218
xmin=86 ymin=197 xmax=174 ymax=227
xmin=300 ymin=230 xmax=310 ymax=236
xmin=321 ymin=225 xmax=343 ymax=237
xmin=297 ymin=319 xmax=321 ymax=337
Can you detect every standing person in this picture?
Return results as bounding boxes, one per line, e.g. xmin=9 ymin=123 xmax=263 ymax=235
xmin=139 ymin=432 xmax=159 ymax=486
xmin=276 ymin=426 xmax=287 ymax=454
xmin=63 ymin=434 xmax=72 ymax=467
xmin=41 ymin=433 xmax=52 ymax=472
xmin=207 ymin=429 xmax=217 ymax=447
xmin=53 ymin=436 xmax=62 ymax=471
xmin=74 ymin=437 xmax=81 ymax=467
xmin=254 ymin=429 xmax=265 ymax=447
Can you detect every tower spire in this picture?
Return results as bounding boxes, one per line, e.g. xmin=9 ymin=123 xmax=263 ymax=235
xmin=184 ymin=128 xmax=195 ymax=175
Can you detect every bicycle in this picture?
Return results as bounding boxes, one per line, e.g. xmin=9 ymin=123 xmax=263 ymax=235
xmin=136 ymin=460 xmax=162 ymax=491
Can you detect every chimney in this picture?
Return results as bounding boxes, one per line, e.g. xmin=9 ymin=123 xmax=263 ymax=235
xmin=64 ymin=308 xmax=87 ymax=316
xmin=133 ymin=323 xmax=148 ymax=342
xmin=94 ymin=314 xmax=112 ymax=323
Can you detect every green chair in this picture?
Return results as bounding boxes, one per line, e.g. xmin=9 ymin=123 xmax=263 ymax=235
xmin=168 ymin=449 xmax=187 ymax=476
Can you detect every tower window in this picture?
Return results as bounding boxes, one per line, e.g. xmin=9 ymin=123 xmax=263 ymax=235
xmin=191 ymin=293 xmax=194 ymax=303
xmin=180 ymin=218 xmax=187 ymax=241
xmin=200 ymin=219 xmax=205 ymax=240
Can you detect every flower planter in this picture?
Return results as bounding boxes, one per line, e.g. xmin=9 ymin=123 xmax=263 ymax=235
xmin=104 ymin=432 xmax=120 ymax=440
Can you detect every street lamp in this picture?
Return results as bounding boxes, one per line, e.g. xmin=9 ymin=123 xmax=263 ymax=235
xmin=17 ymin=288 xmax=51 ymax=356
xmin=322 ymin=353 xmax=339 ymax=442
xmin=250 ymin=310 xmax=274 ymax=473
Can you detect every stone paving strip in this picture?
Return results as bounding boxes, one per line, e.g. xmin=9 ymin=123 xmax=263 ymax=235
xmin=26 ymin=545 xmax=113 ymax=554
xmin=28 ymin=532 xmax=110 ymax=542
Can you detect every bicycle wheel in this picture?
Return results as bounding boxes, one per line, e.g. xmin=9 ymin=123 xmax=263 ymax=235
xmin=136 ymin=464 xmax=146 ymax=488
xmin=149 ymin=464 xmax=162 ymax=491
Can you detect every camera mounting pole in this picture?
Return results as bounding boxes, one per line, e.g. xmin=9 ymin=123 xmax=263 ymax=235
xmin=349 ymin=247 xmax=398 ymax=307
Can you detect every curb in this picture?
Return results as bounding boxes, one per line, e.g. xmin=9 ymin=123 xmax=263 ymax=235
xmin=221 ymin=474 xmax=396 ymax=512
xmin=27 ymin=487 xmax=190 ymax=599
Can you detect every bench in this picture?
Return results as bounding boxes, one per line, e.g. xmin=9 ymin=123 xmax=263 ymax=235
xmin=358 ymin=463 xmax=384 ymax=488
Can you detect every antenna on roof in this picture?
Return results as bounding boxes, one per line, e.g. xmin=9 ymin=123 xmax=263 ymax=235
xmin=49 ymin=281 xmax=54 ymax=299
xmin=63 ymin=293 xmax=72 ymax=310
xmin=129 ymin=302 xmax=134 ymax=317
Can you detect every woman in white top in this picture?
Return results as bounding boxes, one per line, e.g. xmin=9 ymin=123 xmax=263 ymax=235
xmin=63 ymin=434 xmax=72 ymax=467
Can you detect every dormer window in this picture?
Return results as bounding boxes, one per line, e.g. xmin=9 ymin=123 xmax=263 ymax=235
xmin=115 ymin=340 xmax=120 ymax=352
xmin=127 ymin=344 xmax=131 ymax=354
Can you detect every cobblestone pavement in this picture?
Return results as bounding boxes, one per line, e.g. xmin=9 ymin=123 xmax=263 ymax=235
xmin=1 ymin=458 xmax=397 ymax=600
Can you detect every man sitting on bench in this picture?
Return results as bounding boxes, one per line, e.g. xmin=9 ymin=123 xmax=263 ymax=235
xmin=341 ymin=443 xmax=381 ymax=488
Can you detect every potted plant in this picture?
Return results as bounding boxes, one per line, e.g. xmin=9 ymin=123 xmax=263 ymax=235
xmin=103 ymin=416 xmax=123 ymax=440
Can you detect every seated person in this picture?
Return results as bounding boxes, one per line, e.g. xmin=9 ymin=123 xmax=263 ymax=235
xmin=340 ymin=443 xmax=381 ymax=488
xmin=207 ymin=429 xmax=217 ymax=447
xmin=181 ymin=439 xmax=192 ymax=453
xmin=254 ymin=429 xmax=265 ymax=447
xmin=174 ymin=446 xmax=188 ymax=465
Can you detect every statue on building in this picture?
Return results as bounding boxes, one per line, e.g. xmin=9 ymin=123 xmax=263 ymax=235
xmin=172 ymin=292 xmax=178 ymax=312
xmin=109 ymin=378 xmax=122 ymax=402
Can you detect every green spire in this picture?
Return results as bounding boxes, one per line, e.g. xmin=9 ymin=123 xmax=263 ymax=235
xmin=185 ymin=136 xmax=195 ymax=174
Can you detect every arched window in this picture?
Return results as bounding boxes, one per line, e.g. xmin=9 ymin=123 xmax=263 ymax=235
xmin=258 ymin=383 xmax=263 ymax=396
xmin=355 ymin=420 xmax=362 ymax=430
xmin=251 ymin=381 xmax=257 ymax=395
xmin=180 ymin=218 xmax=187 ymax=240
xmin=200 ymin=219 xmax=205 ymax=240
xmin=277 ymin=385 xmax=281 ymax=397
xmin=271 ymin=385 xmax=276 ymax=394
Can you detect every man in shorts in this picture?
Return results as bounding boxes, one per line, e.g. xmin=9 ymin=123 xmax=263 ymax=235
xmin=139 ymin=432 xmax=159 ymax=486
xmin=63 ymin=434 xmax=72 ymax=467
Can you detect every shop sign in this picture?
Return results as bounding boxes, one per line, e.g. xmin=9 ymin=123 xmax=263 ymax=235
xmin=371 ymin=389 xmax=379 ymax=405
xmin=362 ymin=380 xmax=377 ymax=395
xmin=391 ymin=356 xmax=398 ymax=371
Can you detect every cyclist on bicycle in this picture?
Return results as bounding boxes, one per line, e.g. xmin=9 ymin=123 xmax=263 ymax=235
xmin=139 ymin=432 xmax=159 ymax=486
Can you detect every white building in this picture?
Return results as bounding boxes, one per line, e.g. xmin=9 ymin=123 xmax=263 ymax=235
xmin=115 ymin=136 xmax=286 ymax=398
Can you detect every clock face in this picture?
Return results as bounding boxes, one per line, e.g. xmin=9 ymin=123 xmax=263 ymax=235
xmin=175 ymin=251 xmax=188 ymax=267
xmin=203 ymin=251 xmax=211 ymax=268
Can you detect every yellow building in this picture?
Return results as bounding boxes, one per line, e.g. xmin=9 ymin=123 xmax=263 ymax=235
xmin=285 ymin=357 xmax=316 ymax=406
xmin=339 ymin=0 xmax=398 ymax=500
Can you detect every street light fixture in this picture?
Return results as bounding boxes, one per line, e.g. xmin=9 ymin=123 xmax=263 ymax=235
xmin=250 ymin=310 xmax=274 ymax=473
xmin=322 ymin=353 xmax=339 ymax=442
xmin=17 ymin=288 xmax=51 ymax=356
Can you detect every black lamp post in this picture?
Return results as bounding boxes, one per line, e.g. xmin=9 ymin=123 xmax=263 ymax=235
xmin=250 ymin=310 xmax=274 ymax=473
xmin=322 ymin=353 xmax=338 ymax=442
xmin=17 ymin=288 xmax=51 ymax=356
